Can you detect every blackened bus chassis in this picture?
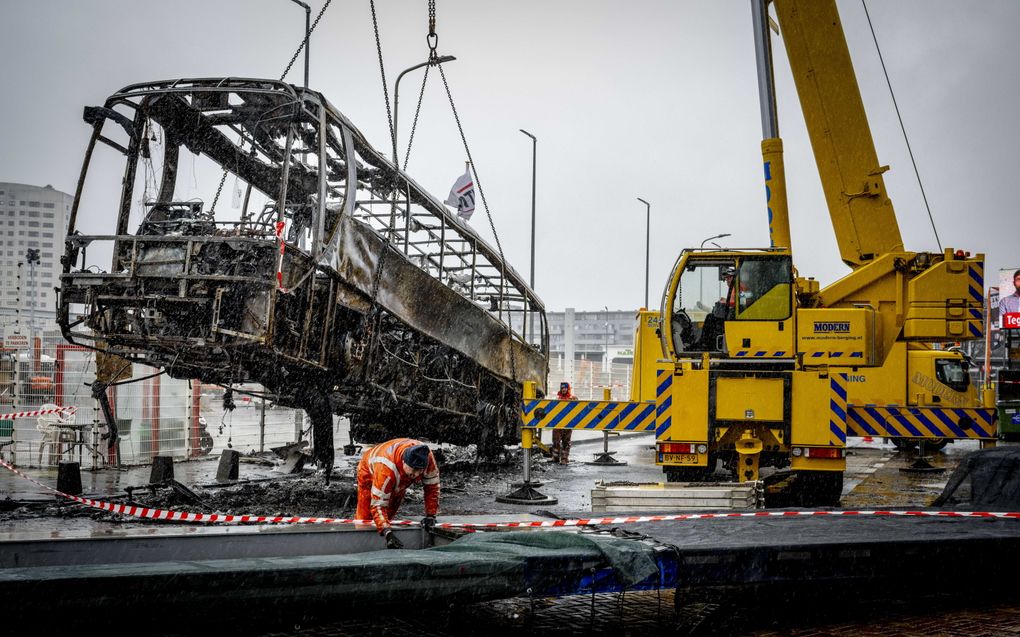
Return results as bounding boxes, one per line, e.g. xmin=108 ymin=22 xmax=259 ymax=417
xmin=58 ymin=78 xmax=548 ymax=468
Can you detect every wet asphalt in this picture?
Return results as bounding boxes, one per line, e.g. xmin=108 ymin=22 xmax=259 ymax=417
xmin=2 ymin=432 xmax=1014 ymax=636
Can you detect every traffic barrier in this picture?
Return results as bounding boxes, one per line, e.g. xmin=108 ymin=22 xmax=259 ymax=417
xmin=3 ymin=457 xmax=1020 ymax=529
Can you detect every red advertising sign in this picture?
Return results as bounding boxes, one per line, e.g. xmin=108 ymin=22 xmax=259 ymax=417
xmin=1001 ymin=269 xmax=1020 ymax=330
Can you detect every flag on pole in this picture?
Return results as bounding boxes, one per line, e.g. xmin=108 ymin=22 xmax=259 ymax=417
xmin=445 ymin=170 xmax=475 ymax=220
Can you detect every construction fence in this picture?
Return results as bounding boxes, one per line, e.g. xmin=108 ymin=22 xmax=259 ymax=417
xmin=0 ymin=335 xmax=306 ymax=470
xmin=547 ymin=358 xmax=635 ymax=402
xmin=0 ymin=334 xmax=638 ymax=470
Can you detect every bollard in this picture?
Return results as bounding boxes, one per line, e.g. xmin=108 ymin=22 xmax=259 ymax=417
xmin=216 ymin=449 xmax=241 ymax=481
xmin=149 ymin=456 xmax=175 ymax=484
xmin=57 ymin=461 xmax=83 ymax=496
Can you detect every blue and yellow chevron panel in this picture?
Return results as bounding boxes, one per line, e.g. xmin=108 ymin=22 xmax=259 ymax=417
xmin=799 ymin=350 xmax=867 ymax=360
xmin=847 ymin=405 xmax=997 ymax=440
xmin=734 ymin=350 xmax=794 ymax=358
xmin=967 ymin=262 xmax=984 ymax=339
xmin=829 ymin=374 xmax=848 ymax=446
xmin=521 ymin=397 xmax=656 ymax=431
xmin=790 ymin=370 xmax=846 ymax=447
xmin=655 ymin=368 xmax=673 ymax=438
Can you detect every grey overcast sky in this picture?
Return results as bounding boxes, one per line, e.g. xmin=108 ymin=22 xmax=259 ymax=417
xmin=1 ymin=0 xmax=1017 ymax=311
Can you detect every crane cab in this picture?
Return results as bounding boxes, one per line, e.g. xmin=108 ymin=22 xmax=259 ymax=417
xmin=661 ymin=249 xmax=795 ymax=361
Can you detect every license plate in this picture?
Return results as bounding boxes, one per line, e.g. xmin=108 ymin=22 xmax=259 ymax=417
xmin=663 ymin=453 xmax=699 ymax=465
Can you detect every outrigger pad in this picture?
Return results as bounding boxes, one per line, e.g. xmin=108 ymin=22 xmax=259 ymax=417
xmin=585 ymin=451 xmax=627 ymax=467
xmin=496 ymin=483 xmax=558 ymax=506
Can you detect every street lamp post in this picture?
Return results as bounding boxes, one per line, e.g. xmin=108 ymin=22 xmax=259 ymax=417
xmin=393 ymin=55 xmax=457 ymax=166
xmin=287 ymin=0 xmax=311 ymax=89
xmin=521 ymin=129 xmax=538 ymax=345
xmin=637 ymin=198 xmax=650 ymax=309
xmin=520 ymin=130 xmax=537 ymax=290
xmin=603 ymin=306 xmax=611 ymax=374
xmin=698 ymin=233 xmax=732 ymax=304
xmin=25 ymin=248 xmax=39 ymax=349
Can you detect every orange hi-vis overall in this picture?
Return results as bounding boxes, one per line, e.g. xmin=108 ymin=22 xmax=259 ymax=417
xmin=356 ymin=438 xmax=440 ymax=534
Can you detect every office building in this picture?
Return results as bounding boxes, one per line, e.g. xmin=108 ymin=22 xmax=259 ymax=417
xmin=0 ymin=182 xmax=72 ymax=331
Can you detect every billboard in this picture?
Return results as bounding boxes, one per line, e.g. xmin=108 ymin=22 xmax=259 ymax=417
xmin=1001 ymin=268 xmax=1020 ymax=329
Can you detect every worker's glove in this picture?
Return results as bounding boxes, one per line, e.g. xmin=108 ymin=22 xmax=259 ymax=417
xmin=421 ymin=515 xmax=437 ymax=531
xmin=384 ymin=530 xmax=404 ymax=550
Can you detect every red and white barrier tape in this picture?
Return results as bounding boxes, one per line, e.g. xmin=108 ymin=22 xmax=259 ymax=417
xmin=0 ymin=405 xmax=77 ymax=420
xmin=3 ymin=458 xmax=1019 ymax=528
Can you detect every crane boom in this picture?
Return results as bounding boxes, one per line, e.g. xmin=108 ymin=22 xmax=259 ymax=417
xmin=773 ymin=0 xmax=904 ymax=267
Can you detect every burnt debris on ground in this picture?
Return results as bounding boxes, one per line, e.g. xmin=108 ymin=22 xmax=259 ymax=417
xmin=0 ymin=443 xmax=533 ymax=525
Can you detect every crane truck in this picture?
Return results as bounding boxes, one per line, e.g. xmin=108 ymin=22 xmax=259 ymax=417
xmin=625 ymin=0 xmax=996 ymax=505
xmin=519 ymin=0 xmax=995 ymax=507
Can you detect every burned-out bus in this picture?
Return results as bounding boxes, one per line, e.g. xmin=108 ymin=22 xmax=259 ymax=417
xmin=59 ymin=78 xmax=547 ymax=468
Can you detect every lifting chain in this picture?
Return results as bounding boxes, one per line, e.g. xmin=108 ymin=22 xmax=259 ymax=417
xmin=436 ymin=62 xmax=518 ymax=385
xmin=368 ymin=0 xmax=518 ymax=386
xmin=370 ymin=0 xmax=396 ymax=160
xmin=402 ymin=62 xmax=431 ymax=170
xmin=281 ymin=0 xmax=334 ymax=82
xmin=213 ymin=0 xmax=333 ymax=214
xmin=427 ymin=0 xmax=439 ymax=61
xmin=209 ymin=170 xmax=230 ymax=213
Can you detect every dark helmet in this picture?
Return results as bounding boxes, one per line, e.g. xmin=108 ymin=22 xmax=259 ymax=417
xmin=403 ymin=444 xmax=431 ymax=470
xmin=559 ymin=382 xmax=571 ymax=393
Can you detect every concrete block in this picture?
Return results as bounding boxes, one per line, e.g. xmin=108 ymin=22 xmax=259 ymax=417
xmin=149 ymin=456 xmax=174 ymax=484
xmin=216 ymin=449 xmax=240 ymax=481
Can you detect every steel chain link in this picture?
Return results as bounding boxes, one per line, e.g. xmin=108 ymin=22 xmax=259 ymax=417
xmin=280 ymin=0 xmax=334 ymax=82
xmin=436 ymin=62 xmax=518 ymax=384
xmin=402 ymin=64 xmax=431 ymax=170
xmin=427 ymin=0 xmax=439 ymax=60
xmin=215 ymin=0 xmax=332 ymax=213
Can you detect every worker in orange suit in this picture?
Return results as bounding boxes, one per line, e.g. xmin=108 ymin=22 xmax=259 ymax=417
xmin=551 ymin=382 xmax=576 ymax=465
xmin=356 ymin=438 xmax=440 ymax=549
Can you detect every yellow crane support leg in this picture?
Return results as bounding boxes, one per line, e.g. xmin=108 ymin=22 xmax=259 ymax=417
xmin=735 ymin=429 xmax=764 ymax=482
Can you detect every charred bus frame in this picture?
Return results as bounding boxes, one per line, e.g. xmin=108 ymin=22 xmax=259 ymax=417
xmin=58 ymin=78 xmax=548 ymax=466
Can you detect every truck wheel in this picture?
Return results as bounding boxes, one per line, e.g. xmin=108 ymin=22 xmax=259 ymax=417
xmin=920 ymin=439 xmax=949 ymax=452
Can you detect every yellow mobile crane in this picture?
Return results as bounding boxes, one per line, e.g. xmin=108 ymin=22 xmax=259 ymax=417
xmin=635 ymin=0 xmax=995 ymax=504
xmin=517 ymin=0 xmax=995 ymax=507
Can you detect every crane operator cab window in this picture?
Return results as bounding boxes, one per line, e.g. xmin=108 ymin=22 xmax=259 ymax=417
xmin=671 ymin=256 xmax=792 ymax=354
xmin=935 ymin=358 xmax=971 ymax=393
